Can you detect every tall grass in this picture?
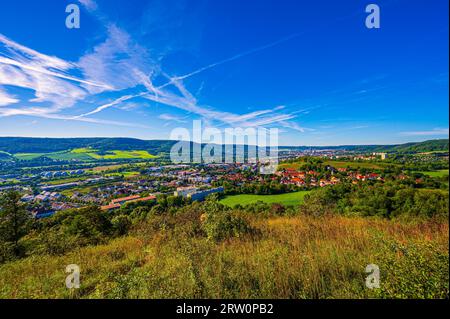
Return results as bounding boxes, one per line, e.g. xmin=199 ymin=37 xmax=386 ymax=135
xmin=0 ymin=215 xmax=448 ymax=299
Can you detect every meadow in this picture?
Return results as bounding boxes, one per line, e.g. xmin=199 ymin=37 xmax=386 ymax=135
xmin=13 ymin=148 xmax=157 ymax=161
xmin=105 ymin=171 xmax=140 ymax=178
xmin=45 ymin=176 xmax=89 ymax=185
xmin=0 ymin=214 xmax=447 ymax=299
xmin=418 ymin=170 xmax=449 ymax=178
xmin=72 ymin=148 xmax=157 ymax=160
xmin=220 ymin=191 xmax=311 ymax=207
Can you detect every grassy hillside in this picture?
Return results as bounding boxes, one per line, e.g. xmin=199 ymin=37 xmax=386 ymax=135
xmin=220 ymin=191 xmax=311 ymax=207
xmin=0 ymin=151 xmax=13 ymax=161
xmin=0 ymin=137 xmax=176 ymax=154
xmin=418 ymin=170 xmax=449 ymax=178
xmin=392 ymin=139 xmax=449 ymax=153
xmin=0 ymin=215 xmax=447 ymax=299
xmin=1 ymin=137 xmax=448 ymax=155
xmin=71 ymin=148 xmax=156 ymax=160
xmin=13 ymin=148 xmax=157 ymax=161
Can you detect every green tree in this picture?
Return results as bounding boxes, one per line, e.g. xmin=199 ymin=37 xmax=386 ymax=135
xmin=111 ymin=215 xmax=132 ymax=236
xmin=0 ymin=191 xmax=31 ymax=257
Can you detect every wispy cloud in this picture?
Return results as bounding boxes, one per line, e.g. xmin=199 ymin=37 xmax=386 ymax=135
xmin=140 ymin=72 xmax=301 ymax=130
xmin=158 ymin=113 xmax=187 ymax=124
xmin=0 ymin=105 xmax=149 ymax=128
xmin=0 ymin=88 xmax=18 ymax=106
xmin=0 ymin=32 xmax=113 ymax=120
xmin=400 ymin=128 xmax=449 ymax=136
xmin=157 ymin=33 xmax=302 ymax=90
xmin=77 ymin=24 xmax=158 ymax=94
xmin=78 ymin=0 xmax=98 ymax=12
xmin=75 ymin=93 xmax=145 ymax=118
xmin=0 ymin=3 xmax=308 ymax=135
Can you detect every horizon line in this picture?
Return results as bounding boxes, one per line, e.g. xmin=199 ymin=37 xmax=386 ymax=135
xmin=0 ymin=135 xmax=448 ymax=148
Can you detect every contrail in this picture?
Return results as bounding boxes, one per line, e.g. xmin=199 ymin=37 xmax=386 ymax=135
xmin=74 ymin=93 xmax=146 ymax=118
xmin=157 ymin=32 xmax=303 ymax=89
xmin=157 ymin=4 xmax=376 ymax=90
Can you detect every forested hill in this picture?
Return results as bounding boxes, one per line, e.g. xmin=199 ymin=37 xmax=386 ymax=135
xmin=358 ymin=139 xmax=449 ymax=153
xmin=390 ymin=139 xmax=449 ymax=153
xmin=0 ymin=137 xmax=177 ymax=154
xmin=0 ymin=137 xmax=447 ymax=154
xmin=283 ymin=139 xmax=449 ymax=153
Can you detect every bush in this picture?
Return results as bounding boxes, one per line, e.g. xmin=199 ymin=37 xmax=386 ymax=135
xmin=25 ymin=228 xmax=78 ymax=256
xmin=0 ymin=241 xmax=15 ymax=263
xmin=112 ymin=215 xmax=132 ymax=236
xmin=202 ymin=210 xmax=255 ymax=241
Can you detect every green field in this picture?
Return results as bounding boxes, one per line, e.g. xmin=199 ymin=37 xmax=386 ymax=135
xmin=14 ymin=153 xmax=48 ymax=160
xmin=46 ymin=176 xmax=90 ymax=185
xmin=418 ymin=170 xmax=449 ymax=178
xmin=220 ymin=191 xmax=311 ymax=207
xmin=105 ymin=171 xmax=140 ymax=178
xmin=15 ymin=150 xmax=93 ymax=161
xmin=322 ymin=160 xmax=386 ymax=169
xmin=71 ymin=148 xmax=157 ymax=160
xmin=0 ymin=151 xmax=13 ymax=161
xmin=278 ymin=160 xmax=402 ymax=171
xmin=13 ymin=148 xmax=157 ymax=161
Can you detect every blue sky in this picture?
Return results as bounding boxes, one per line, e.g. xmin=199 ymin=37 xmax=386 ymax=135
xmin=0 ymin=0 xmax=448 ymax=146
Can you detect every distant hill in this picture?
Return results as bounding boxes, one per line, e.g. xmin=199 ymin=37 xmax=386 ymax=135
xmin=0 ymin=137 xmax=447 ymax=155
xmin=0 ymin=151 xmax=13 ymax=161
xmin=391 ymin=139 xmax=449 ymax=153
xmin=349 ymin=139 xmax=449 ymax=153
xmin=283 ymin=139 xmax=449 ymax=153
xmin=0 ymin=137 xmax=177 ymax=155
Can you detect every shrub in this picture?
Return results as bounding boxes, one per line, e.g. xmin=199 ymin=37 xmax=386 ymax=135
xmin=0 ymin=241 xmax=15 ymax=263
xmin=112 ymin=215 xmax=132 ymax=236
xmin=202 ymin=210 xmax=255 ymax=241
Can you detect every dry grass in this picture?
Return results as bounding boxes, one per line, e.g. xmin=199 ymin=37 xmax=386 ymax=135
xmin=0 ymin=215 xmax=448 ymax=299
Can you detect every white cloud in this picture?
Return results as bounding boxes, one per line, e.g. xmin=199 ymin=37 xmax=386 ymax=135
xmin=77 ymin=25 xmax=158 ymax=94
xmin=400 ymin=128 xmax=449 ymax=136
xmin=0 ymin=105 xmax=149 ymax=128
xmin=158 ymin=113 xmax=187 ymax=123
xmin=0 ymin=32 xmax=111 ymax=117
xmin=75 ymin=93 xmax=145 ymax=118
xmin=0 ymin=87 xmax=19 ymax=106
xmin=0 ymin=10 xmax=307 ymax=134
xmin=79 ymin=0 xmax=98 ymax=12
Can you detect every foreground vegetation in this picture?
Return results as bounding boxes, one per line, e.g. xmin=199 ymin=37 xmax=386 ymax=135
xmin=0 ymin=212 xmax=447 ymax=299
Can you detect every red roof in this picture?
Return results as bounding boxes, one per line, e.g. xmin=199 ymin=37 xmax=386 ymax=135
xmin=102 ymin=195 xmax=156 ymax=211
xmin=101 ymin=203 xmax=121 ymax=211
xmin=127 ymin=195 xmax=156 ymax=203
xmin=111 ymin=195 xmax=141 ymax=204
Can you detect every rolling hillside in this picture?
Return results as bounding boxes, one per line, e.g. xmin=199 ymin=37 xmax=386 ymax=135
xmin=0 ymin=137 xmax=447 ymax=157
xmin=0 ymin=137 xmax=176 ymax=155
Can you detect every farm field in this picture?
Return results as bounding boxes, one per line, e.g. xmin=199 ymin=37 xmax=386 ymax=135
xmin=418 ymin=170 xmax=449 ymax=178
xmin=14 ymin=153 xmax=48 ymax=160
xmin=71 ymin=148 xmax=157 ymax=160
xmin=220 ymin=191 xmax=311 ymax=207
xmin=45 ymin=176 xmax=90 ymax=185
xmin=105 ymin=171 xmax=140 ymax=178
xmin=60 ymin=185 xmax=98 ymax=197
